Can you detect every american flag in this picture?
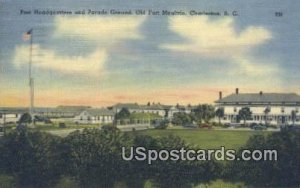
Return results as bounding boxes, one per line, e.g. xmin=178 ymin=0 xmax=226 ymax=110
xmin=23 ymin=29 xmax=32 ymax=41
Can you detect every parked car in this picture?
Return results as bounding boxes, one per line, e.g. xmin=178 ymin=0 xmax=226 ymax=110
xmin=199 ymin=124 xmax=212 ymax=129
xmin=250 ymin=123 xmax=258 ymax=129
xmin=34 ymin=115 xmax=53 ymax=124
xmin=253 ymin=125 xmax=267 ymax=130
xmin=228 ymin=123 xmax=242 ymax=128
xmin=183 ymin=123 xmax=197 ymax=128
xmin=58 ymin=122 xmax=66 ymax=128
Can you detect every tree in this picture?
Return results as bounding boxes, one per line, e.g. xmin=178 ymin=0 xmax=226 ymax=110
xmin=0 ymin=130 xmax=61 ymax=187
xmin=192 ymin=104 xmax=215 ymax=123
xmin=238 ymin=107 xmax=252 ymax=126
xmin=18 ymin=113 xmax=32 ymax=124
xmin=291 ymin=110 xmax=297 ymax=126
xmin=172 ymin=112 xmax=192 ymax=126
xmin=215 ymin=108 xmax=224 ymax=125
xmin=264 ymin=107 xmax=271 ymax=125
xmin=131 ymin=134 xmax=221 ymax=188
xmin=225 ymin=131 xmax=300 ymax=187
xmin=61 ymin=128 xmax=132 ymax=187
xmin=154 ymin=119 xmax=169 ymax=129
xmin=115 ymin=108 xmax=130 ymax=120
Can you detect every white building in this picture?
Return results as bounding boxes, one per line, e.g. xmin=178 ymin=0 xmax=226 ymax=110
xmin=112 ymin=103 xmax=194 ymax=119
xmin=215 ymin=89 xmax=300 ymax=126
xmin=113 ymin=103 xmax=168 ymax=117
xmin=139 ymin=104 xmax=167 ymax=117
xmin=74 ymin=108 xmax=115 ymax=124
xmin=0 ymin=108 xmax=26 ymax=124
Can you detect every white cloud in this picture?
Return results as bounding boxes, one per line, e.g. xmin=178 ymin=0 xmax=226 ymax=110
xmin=13 ymin=16 xmax=146 ymax=76
xmin=230 ymin=55 xmax=279 ymax=76
xmin=54 ymin=16 xmax=146 ymax=41
xmin=13 ymin=44 xmax=107 ymax=76
xmin=161 ymin=16 xmax=277 ymax=76
xmin=161 ymin=16 xmax=271 ymax=57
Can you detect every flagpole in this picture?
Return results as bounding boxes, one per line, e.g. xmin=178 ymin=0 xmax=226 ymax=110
xmin=28 ymin=29 xmax=34 ymax=126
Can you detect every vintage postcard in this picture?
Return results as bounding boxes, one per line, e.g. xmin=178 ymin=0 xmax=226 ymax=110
xmin=0 ymin=0 xmax=299 ymax=187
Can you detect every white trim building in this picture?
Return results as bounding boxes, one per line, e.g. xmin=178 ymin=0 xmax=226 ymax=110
xmin=112 ymin=103 xmax=194 ymax=119
xmin=0 ymin=108 xmax=26 ymax=124
xmin=74 ymin=108 xmax=115 ymax=124
xmin=215 ymin=89 xmax=300 ymax=126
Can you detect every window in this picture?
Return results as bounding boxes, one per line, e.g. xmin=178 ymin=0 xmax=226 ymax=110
xmin=15 ymin=114 xmax=18 ymax=118
xmin=281 ymin=107 xmax=285 ymax=113
xmin=0 ymin=114 xmax=2 ymax=119
xmin=233 ymin=107 xmax=237 ymax=112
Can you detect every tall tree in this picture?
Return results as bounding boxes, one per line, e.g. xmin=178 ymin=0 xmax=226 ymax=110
xmin=215 ymin=108 xmax=224 ymax=125
xmin=192 ymin=104 xmax=215 ymax=123
xmin=18 ymin=113 xmax=32 ymax=124
xmin=172 ymin=112 xmax=192 ymax=126
xmin=291 ymin=110 xmax=297 ymax=126
xmin=238 ymin=107 xmax=252 ymax=126
xmin=264 ymin=107 xmax=271 ymax=125
xmin=115 ymin=108 xmax=130 ymax=120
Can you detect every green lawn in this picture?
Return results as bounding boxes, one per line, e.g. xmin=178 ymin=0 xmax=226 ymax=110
xmin=133 ymin=129 xmax=270 ymax=149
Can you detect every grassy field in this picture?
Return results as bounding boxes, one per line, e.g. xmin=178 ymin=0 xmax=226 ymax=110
xmin=132 ymin=128 xmax=270 ymax=149
xmin=5 ymin=122 xmax=271 ymax=150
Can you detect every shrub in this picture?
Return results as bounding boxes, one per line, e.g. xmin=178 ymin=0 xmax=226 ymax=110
xmin=225 ymin=131 xmax=300 ymax=187
xmin=154 ymin=119 xmax=169 ymax=129
xmin=0 ymin=174 xmax=16 ymax=188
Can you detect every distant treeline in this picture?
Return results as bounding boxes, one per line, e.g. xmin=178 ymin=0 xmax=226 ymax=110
xmin=0 ymin=128 xmax=299 ymax=188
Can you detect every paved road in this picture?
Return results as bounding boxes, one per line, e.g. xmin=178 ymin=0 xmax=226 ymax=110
xmin=46 ymin=124 xmax=153 ymax=136
xmin=46 ymin=126 xmax=280 ymax=137
xmin=214 ymin=127 xmax=280 ymax=132
xmin=117 ymin=124 xmax=152 ymax=132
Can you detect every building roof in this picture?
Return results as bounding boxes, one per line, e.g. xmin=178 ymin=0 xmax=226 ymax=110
xmin=85 ymin=108 xmax=115 ymax=116
xmin=114 ymin=103 xmax=140 ymax=109
xmin=0 ymin=107 xmax=28 ymax=114
xmin=0 ymin=107 xmax=89 ymax=114
xmin=215 ymin=93 xmax=300 ymax=104
xmin=140 ymin=104 xmax=165 ymax=110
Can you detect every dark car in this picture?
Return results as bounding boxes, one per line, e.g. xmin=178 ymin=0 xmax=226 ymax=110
xmin=58 ymin=122 xmax=66 ymax=128
xmin=183 ymin=123 xmax=197 ymax=128
xmin=250 ymin=123 xmax=258 ymax=129
xmin=253 ymin=125 xmax=267 ymax=130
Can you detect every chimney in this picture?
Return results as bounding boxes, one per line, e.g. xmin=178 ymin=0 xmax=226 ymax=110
xmin=259 ymin=91 xmax=263 ymax=95
xmin=235 ymin=88 xmax=239 ymax=94
xmin=219 ymin=91 xmax=222 ymax=100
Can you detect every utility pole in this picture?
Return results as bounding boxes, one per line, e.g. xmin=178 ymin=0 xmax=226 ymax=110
xmin=28 ymin=29 xmax=35 ymax=127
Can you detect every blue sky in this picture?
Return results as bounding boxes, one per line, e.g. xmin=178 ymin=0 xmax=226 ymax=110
xmin=0 ymin=0 xmax=299 ymax=107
